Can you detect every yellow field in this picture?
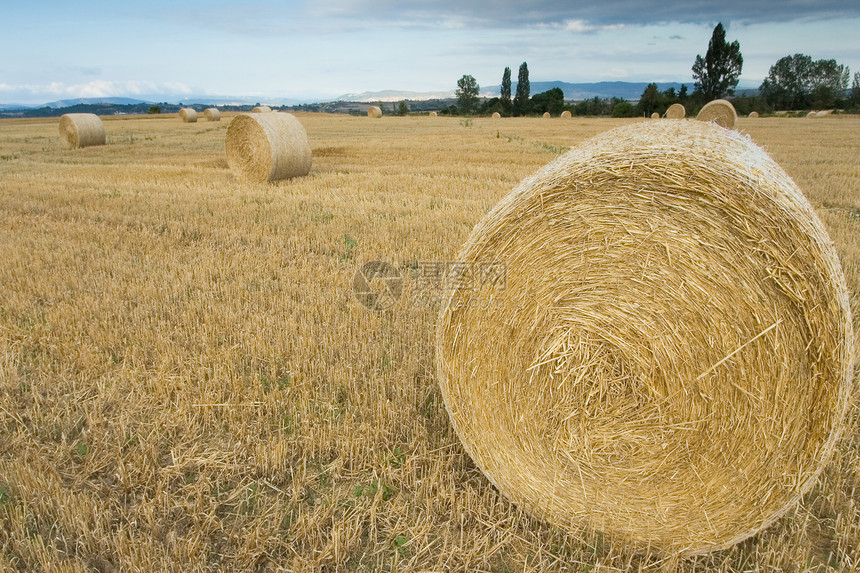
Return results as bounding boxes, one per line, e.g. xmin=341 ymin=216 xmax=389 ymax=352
xmin=0 ymin=113 xmax=858 ymax=572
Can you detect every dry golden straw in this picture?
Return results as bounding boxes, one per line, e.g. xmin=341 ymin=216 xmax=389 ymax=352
xmin=367 ymin=106 xmax=382 ymax=118
xmin=252 ymin=105 xmax=272 ymax=113
xmin=429 ymin=111 xmax=438 ymax=117
xmin=816 ymin=110 xmax=833 ymax=118
xmin=749 ymin=111 xmax=760 ymax=118
xmin=651 ymin=112 xmax=660 ymax=119
xmin=225 ymin=112 xmax=311 ymax=182
xmin=492 ymin=112 xmax=501 ymax=119
xmin=696 ymin=99 xmax=737 ymax=128
xmin=543 ymin=112 xmax=551 ymax=118
xmin=665 ymin=103 xmax=686 ymax=119
xmin=561 ymin=110 xmax=572 ymax=119
xmin=204 ymin=108 xmax=221 ymax=121
xmin=58 ymin=113 xmax=105 ymax=149
xmin=436 ymin=120 xmax=853 ymax=557
xmin=179 ymin=108 xmax=198 ymax=123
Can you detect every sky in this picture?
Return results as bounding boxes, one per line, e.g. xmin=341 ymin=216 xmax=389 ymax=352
xmin=1 ymin=0 xmax=859 ymax=105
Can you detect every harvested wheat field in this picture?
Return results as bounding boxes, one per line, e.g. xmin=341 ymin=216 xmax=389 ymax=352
xmin=1 ymin=113 xmax=859 ymax=572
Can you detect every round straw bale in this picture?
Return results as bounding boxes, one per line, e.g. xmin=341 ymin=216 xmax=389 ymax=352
xmin=561 ymin=110 xmax=572 ymax=119
xmin=665 ymin=103 xmax=685 ymax=119
xmin=651 ymin=112 xmax=660 ymax=119
xmin=58 ymin=113 xmax=105 ymax=149
xmin=436 ymin=120 xmax=853 ymax=556
xmin=492 ymin=112 xmax=501 ymax=119
xmin=252 ymin=105 xmax=272 ymax=113
xmin=179 ymin=108 xmax=198 ymax=123
xmin=696 ymin=99 xmax=737 ymax=128
xmin=807 ymin=111 xmax=817 ymax=118
xmin=367 ymin=106 xmax=382 ymax=118
xmin=815 ymin=110 xmax=833 ymax=117
xmin=543 ymin=112 xmax=551 ymax=118
xmin=429 ymin=111 xmax=438 ymax=117
xmin=749 ymin=111 xmax=759 ymax=118
xmin=225 ymin=112 xmax=311 ymax=182
xmin=204 ymin=107 xmax=221 ymax=121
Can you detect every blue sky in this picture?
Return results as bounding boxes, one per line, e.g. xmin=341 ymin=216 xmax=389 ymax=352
xmin=2 ymin=0 xmax=859 ymax=104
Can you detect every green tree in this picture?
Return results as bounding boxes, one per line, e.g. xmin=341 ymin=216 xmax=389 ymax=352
xmin=760 ymin=54 xmax=849 ymax=110
xmin=500 ymin=67 xmax=512 ymax=114
xmin=396 ymin=100 xmax=409 ymax=116
xmin=851 ymin=71 xmax=860 ymax=110
xmin=514 ymin=62 xmax=530 ymax=116
xmin=612 ymin=101 xmax=637 ymax=117
xmin=692 ymin=22 xmax=743 ymax=99
xmin=679 ymin=84 xmax=689 ymax=101
xmin=638 ymin=83 xmax=659 ymax=116
xmin=530 ymin=88 xmax=564 ymax=116
xmin=147 ymin=105 xmax=161 ymax=114
xmin=456 ymin=74 xmax=480 ymax=115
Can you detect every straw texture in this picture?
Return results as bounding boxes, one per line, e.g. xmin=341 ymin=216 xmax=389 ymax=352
xmin=58 ymin=113 xmax=105 ymax=149
xmin=204 ymin=108 xmax=221 ymax=121
xmin=651 ymin=112 xmax=660 ymax=119
xmin=696 ymin=99 xmax=737 ymax=128
xmin=561 ymin=110 xmax=572 ymax=119
xmin=367 ymin=106 xmax=382 ymax=118
xmin=543 ymin=112 xmax=551 ymax=118
xmin=429 ymin=111 xmax=438 ymax=117
xmin=749 ymin=111 xmax=760 ymax=118
xmin=436 ymin=120 xmax=853 ymax=556
xmin=252 ymin=106 xmax=272 ymax=113
xmin=665 ymin=103 xmax=686 ymax=119
xmin=492 ymin=112 xmax=501 ymax=119
xmin=179 ymin=108 xmax=198 ymax=123
xmin=225 ymin=112 xmax=311 ymax=182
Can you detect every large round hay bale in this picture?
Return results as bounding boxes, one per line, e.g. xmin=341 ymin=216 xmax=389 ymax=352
xmin=749 ymin=111 xmax=760 ymax=118
xmin=492 ymin=112 xmax=501 ymax=119
xmin=367 ymin=106 xmax=382 ymax=118
xmin=179 ymin=108 xmax=198 ymax=123
xmin=665 ymin=103 xmax=685 ymax=119
xmin=58 ymin=113 xmax=105 ymax=149
xmin=816 ymin=110 xmax=833 ymax=117
xmin=561 ymin=110 xmax=572 ymax=119
xmin=225 ymin=112 xmax=311 ymax=182
xmin=543 ymin=112 xmax=551 ymax=118
xmin=807 ymin=111 xmax=818 ymax=118
xmin=651 ymin=112 xmax=660 ymax=119
xmin=252 ymin=105 xmax=272 ymax=113
xmin=204 ymin=108 xmax=221 ymax=121
xmin=429 ymin=111 xmax=438 ymax=117
xmin=436 ymin=120 xmax=853 ymax=556
xmin=696 ymin=99 xmax=737 ymax=128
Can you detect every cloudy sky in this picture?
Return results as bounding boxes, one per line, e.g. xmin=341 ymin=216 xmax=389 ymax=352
xmin=2 ymin=0 xmax=859 ymax=104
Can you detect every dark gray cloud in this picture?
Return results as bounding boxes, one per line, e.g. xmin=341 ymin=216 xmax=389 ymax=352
xmin=313 ymin=0 xmax=860 ymax=27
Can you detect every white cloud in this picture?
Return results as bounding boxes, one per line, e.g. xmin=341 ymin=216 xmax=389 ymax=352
xmin=0 ymin=81 xmax=193 ymax=104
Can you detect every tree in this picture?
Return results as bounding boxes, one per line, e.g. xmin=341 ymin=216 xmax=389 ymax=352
xmin=396 ymin=100 xmax=409 ymax=116
xmin=514 ymin=62 xmax=530 ymax=116
xmin=760 ymin=54 xmax=849 ymax=110
xmin=500 ymin=67 xmax=512 ymax=114
xmin=692 ymin=22 xmax=743 ymax=100
xmin=456 ymin=75 xmax=480 ymax=115
xmin=679 ymin=84 xmax=689 ymax=101
xmin=147 ymin=105 xmax=161 ymax=114
xmin=851 ymin=71 xmax=860 ymax=110
xmin=530 ymin=88 xmax=564 ymax=116
xmin=638 ymin=83 xmax=660 ymax=116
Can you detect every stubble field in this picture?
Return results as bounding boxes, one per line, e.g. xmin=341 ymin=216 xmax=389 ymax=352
xmin=0 ymin=112 xmax=858 ymax=572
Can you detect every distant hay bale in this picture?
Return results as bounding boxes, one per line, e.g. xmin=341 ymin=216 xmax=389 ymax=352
xmin=816 ymin=110 xmax=833 ymax=117
xmin=492 ymin=112 xmax=501 ymax=119
xmin=651 ymin=112 xmax=660 ymax=119
xmin=179 ymin=108 xmax=198 ymax=123
xmin=204 ymin=108 xmax=221 ymax=121
xmin=436 ymin=120 xmax=853 ymax=557
xmin=543 ymin=112 xmax=551 ymax=118
xmin=561 ymin=110 xmax=572 ymax=119
xmin=225 ymin=112 xmax=311 ymax=182
xmin=696 ymin=99 xmax=737 ymax=128
xmin=252 ymin=106 xmax=272 ymax=113
xmin=665 ymin=103 xmax=685 ymax=119
xmin=429 ymin=111 xmax=438 ymax=117
xmin=807 ymin=111 xmax=817 ymax=118
xmin=367 ymin=106 xmax=382 ymax=118
xmin=749 ymin=111 xmax=760 ymax=118
xmin=58 ymin=113 xmax=105 ymax=149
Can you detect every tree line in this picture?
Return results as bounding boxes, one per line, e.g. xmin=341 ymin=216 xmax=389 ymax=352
xmin=446 ymin=22 xmax=859 ymax=117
